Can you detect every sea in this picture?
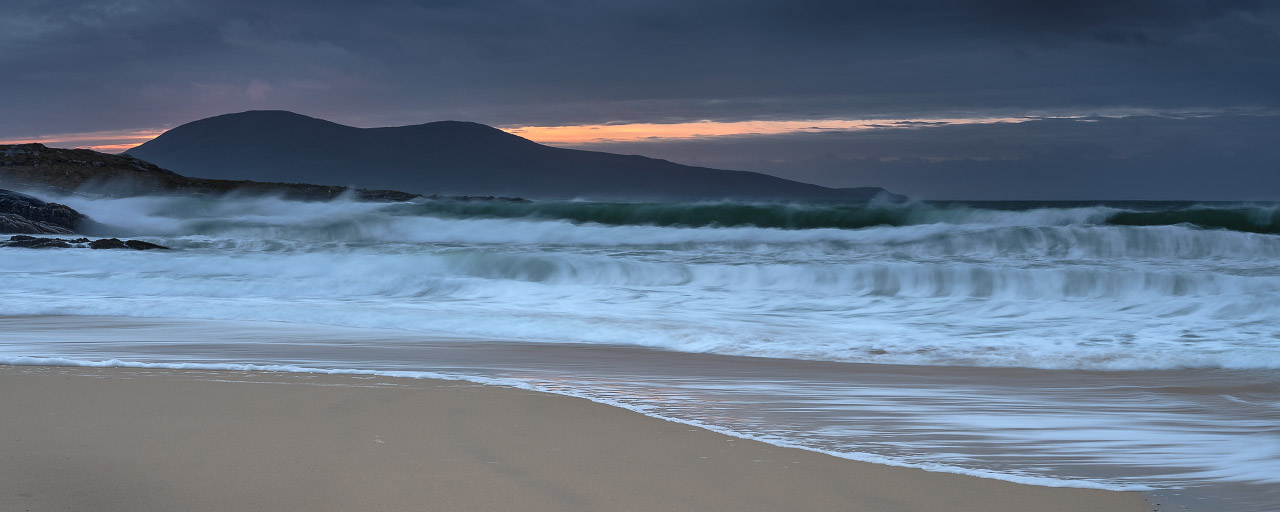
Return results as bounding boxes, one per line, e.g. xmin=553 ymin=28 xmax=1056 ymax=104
xmin=2 ymin=193 xmax=1277 ymax=511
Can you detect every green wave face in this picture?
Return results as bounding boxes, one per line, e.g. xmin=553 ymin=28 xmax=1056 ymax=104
xmin=385 ymin=199 xmax=1280 ymax=233
xmin=1105 ymin=207 xmax=1280 ymax=234
xmin=383 ymin=200 xmax=928 ymax=229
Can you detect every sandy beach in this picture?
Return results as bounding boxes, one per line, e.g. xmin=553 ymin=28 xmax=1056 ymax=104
xmin=0 ymin=365 xmax=1147 ymax=512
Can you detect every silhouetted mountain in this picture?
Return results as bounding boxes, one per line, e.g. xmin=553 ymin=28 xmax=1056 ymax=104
xmin=127 ymin=111 xmax=902 ymax=201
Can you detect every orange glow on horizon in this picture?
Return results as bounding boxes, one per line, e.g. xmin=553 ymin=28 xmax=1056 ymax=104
xmin=3 ymin=116 xmax=1040 ymax=154
xmin=78 ymin=143 xmax=150 ymax=153
xmin=502 ymin=117 xmax=1031 ymax=145
xmin=0 ymin=129 xmax=167 ymax=154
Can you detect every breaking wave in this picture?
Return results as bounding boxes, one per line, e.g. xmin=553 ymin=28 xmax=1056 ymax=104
xmin=4 ymin=193 xmax=1278 ymax=370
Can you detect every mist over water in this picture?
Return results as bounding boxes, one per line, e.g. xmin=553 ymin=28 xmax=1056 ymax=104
xmin=20 ymin=194 xmax=1280 ymax=370
xmin=4 ymin=193 xmax=1279 ymax=510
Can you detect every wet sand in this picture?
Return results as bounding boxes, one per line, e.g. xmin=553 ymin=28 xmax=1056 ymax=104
xmin=0 ymin=365 xmax=1146 ymax=512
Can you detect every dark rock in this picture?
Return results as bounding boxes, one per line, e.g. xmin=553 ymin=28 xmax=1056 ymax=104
xmin=86 ymin=238 xmax=170 ymax=250
xmin=0 ymin=189 xmax=86 ymax=234
xmin=0 ymin=213 xmax=75 ymax=234
xmin=88 ymin=238 xmax=129 ymax=249
xmin=2 ymin=143 xmax=422 ymax=203
xmin=4 ymin=237 xmax=73 ymax=249
xmin=2 ymin=235 xmax=169 ymax=251
xmin=123 ymin=240 xmax=168 ymax=250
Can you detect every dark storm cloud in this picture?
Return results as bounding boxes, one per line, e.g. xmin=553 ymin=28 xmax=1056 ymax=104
xmin=2 ymin=0 xmax=1278 ymax=138
xmin=574 ymin=114 xmax=1280 ymax=200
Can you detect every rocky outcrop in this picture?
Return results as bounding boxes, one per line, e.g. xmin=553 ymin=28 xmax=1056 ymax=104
xmin=0 ymin=189 xmax=85 ymax=234
xmin=1 ymin=143 xmax=421 ymax=202
xmin=2 ymin=235 xmax=169 ymax=250
xmin=87 ymin=237 xmax=168 ymax=250
xmin=0 ymin=187 xmax=168 ymax=246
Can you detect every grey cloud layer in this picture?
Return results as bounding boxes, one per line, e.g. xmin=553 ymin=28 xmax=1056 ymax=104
xmin=4 ymin=0 xmax=1276 ymax=199
xmin=3 ymin=0 xmax=1277 ymax=136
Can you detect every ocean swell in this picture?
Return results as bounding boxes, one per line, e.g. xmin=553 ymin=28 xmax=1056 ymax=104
xmin=3 ymin=193 xmax=1277 ymax=371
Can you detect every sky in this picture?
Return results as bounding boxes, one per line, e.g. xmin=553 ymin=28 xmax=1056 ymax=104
xmin=2 ymin=0 xmax=1278 ymax=199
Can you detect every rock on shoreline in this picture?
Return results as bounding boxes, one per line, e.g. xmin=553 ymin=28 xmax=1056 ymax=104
xmin=2 ymin=142 xmax=420 ymax=202
xmin=0 ymin=189 xmax=86 ymax=234
xmin=1 ymin=235 xmax=169 ymax=250
xmin=1 ymin=187 xmax=166 ymax=249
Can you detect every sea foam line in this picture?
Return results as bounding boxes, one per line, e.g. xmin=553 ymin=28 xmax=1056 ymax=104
xmin=2 ymin=355 xmax=1153 ymax=492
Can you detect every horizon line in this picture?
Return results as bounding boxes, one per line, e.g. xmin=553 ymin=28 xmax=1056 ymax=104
xmin=1 ymin=115 xmax=1043 ymax=154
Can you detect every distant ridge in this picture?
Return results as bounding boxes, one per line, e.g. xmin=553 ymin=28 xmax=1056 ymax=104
xmin=0 ymin=142 xmax=416 ymax=202
xmin=127 ymin=110 xmax=902 ymax=201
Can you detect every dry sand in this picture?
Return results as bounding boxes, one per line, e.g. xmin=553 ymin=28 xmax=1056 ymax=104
xmin=0 ymin=365 xmax=1149 ymax=512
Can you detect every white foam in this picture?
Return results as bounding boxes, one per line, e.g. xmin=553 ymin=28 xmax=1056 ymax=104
xmin=8 ymin=193 xmax=1278 ymax=507
xmin=3 ymin=241 xmax=1277 ymax=370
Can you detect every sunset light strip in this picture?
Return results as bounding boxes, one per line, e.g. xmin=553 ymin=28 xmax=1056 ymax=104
xmin=3 ymin=116 xmax=1038 ymax=154
xmin=502 ymin=117 xmax=1030 ymax=145
xmin=0 ymin=128 xmax=168 ymax=153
